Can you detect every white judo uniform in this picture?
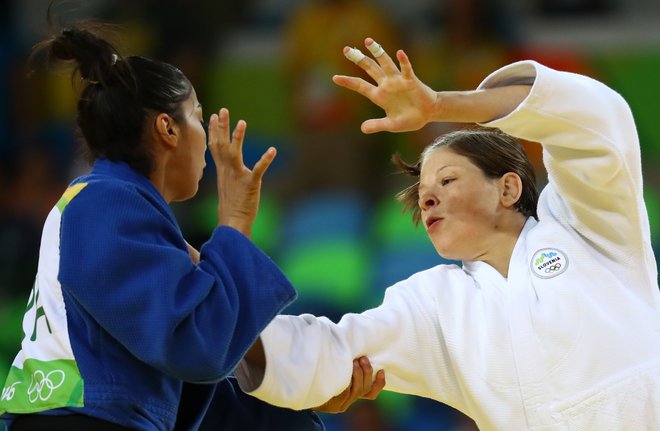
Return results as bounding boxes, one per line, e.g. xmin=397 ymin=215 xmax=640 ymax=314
xmin=235 ymin=61 xmax=660 ymax=430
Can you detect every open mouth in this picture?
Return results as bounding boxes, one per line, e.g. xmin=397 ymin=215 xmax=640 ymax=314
xmin=425 ymin=216 xmax=443 ymax=230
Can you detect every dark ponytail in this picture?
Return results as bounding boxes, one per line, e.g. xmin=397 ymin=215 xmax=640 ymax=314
xmin=30 ymin=21 xmax=193 ymax=176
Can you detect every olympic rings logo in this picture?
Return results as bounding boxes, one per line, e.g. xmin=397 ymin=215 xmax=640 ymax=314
xmin=1 ymin=382 xmax=21 ymax=401
xmin=531 ymin=248 xmax=568 ymax=279
xmin=27 ymin=369 xmax=65 ymax=403
xmin=544 ymin=263 xmax=562 ymax=273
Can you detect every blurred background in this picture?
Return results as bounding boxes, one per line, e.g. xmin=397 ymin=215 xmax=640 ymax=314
xmin=1 ymin=0 xmax=660 ymax=429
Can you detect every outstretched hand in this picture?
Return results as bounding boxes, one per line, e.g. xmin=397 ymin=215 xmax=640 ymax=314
xmin=313 ymin=356 xmax=386 ymax=414
xmin=332 ymin=37 xmax=437 ymax=134
xmin=207 ymin=108 xmax=276 ymax=238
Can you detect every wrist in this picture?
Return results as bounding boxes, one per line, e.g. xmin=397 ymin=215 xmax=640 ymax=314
xmin=429 ymin=90 xmax=481 ymax=123
xmin=427 ymin=90 xmax=444 ymax=124
xmin=218 ymin=218 xmax=252 ymax=238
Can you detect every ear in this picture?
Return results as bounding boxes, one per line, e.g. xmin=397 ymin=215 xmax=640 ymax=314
xmin=154 ymin=113 xmax=178 ymax=149
xmin=499 ymin=172 xmax=523 ymax=209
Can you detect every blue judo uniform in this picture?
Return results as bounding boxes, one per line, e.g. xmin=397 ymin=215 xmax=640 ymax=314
xmin=0 ymin=159 xmax=322 ymax=430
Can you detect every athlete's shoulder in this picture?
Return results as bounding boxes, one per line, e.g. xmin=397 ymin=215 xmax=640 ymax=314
xmin=56 ymin=181 xmax=172 ymax=244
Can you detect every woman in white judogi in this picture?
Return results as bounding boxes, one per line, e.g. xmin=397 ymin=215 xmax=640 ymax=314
xmin=236 ymin=39 xmax=660 ymax=430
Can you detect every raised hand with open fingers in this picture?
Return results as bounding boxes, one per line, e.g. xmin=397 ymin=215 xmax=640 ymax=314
xmin=207 ymin=108 xmax=276 ymax=238
xmin=332 ymin=37 xmax=438 ymax=134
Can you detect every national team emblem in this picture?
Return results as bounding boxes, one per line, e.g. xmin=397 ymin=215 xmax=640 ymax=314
xmin=530 ymin=248 xmax=568 ymax=279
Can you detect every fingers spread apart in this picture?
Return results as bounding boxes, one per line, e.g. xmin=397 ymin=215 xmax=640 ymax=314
xmin=366 ymin=40 xmax=384 ymax=58
xmin=365 ymin=38 xmax=399 ymax=75
xmin=341 ymin=38 xmax=409 ymax=85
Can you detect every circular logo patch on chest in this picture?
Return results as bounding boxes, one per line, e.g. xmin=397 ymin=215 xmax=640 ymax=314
xmin=530 ymin=248 xmax=568 ymax=279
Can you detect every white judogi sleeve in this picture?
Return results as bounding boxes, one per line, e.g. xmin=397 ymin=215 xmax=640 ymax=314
xmin=478 ymin=61 xmax=658 ymax=305
xmin=235 ymin=265 xmax=478 ymax=411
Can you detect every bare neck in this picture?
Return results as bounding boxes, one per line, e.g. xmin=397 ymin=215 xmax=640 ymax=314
xmin=148 ymin=156 xmax=172 ymax=203
xmin=482 ymin=214 xmax=528 ymax=278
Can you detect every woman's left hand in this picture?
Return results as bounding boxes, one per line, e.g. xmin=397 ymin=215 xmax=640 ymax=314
xmin=207 ymin=108 xmax=277 ymax=238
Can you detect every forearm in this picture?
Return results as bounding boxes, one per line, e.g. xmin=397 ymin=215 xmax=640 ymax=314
xmin=432 ymin=85 xmax=531 ymax=125
xmin=235 ymin=286 xmax=440 ymax=410
xmin=480 ymin=62 xmax=632 ymax=151
xmin=235 ymin=315 xmax=356 ymax=410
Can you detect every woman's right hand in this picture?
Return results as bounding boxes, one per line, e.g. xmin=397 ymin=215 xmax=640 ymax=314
xmin=332 ymin=38 xmax=438 ymax=134
xmin=313 ymin=356 xmax=385 ymax=414
xmin=207 ymin=108 xmax=276 ymax=238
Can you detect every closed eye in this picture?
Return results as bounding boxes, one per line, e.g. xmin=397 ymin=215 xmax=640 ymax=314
xmin=441 ymin=178 xmax=455 ymax=186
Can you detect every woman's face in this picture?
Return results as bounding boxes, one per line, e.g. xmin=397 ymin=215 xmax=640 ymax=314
xmin=418 ymin=147 xmax=503 ymax=261
xmin=169 ymin=89 xmax=207 ymax=201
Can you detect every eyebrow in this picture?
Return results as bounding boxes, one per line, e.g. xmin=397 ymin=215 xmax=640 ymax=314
xmin=418 ymin=165 xmax=457 ymax=194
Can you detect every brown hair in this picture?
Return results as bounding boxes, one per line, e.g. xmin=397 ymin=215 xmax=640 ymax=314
xmin=393 ymin=128 xmax=539 ymax=225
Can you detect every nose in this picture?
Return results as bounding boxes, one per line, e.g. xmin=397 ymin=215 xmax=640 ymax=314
xmin=419 ymin=192 xmax=439 ymax=211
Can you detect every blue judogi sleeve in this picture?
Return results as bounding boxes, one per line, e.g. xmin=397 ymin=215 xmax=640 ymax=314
xmin=59 ymin=175 xmax=296 ymax=383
